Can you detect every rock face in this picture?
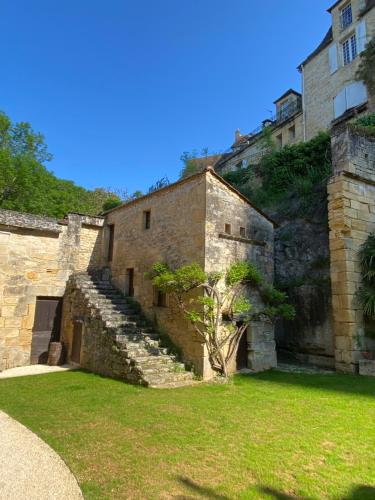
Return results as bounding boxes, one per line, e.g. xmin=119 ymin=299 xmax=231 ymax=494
xmin=271 ymin=197 xmax=335 ymax=367
xmin=62 ymin=272 xmax=195 ymax=388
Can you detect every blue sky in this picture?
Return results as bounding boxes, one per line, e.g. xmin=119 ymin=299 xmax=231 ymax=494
xmin=1 ymin=0 xmax=332 ymax=195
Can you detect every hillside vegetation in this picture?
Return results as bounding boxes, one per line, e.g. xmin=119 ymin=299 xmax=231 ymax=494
xmin=222 ymin=132 xmax=332 ymax=221
xmin=0 ymin=111 xmax=121 ymax=218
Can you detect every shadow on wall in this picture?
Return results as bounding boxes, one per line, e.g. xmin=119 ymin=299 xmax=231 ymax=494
xmin=235 ymin=372 xmax=375 ymax=398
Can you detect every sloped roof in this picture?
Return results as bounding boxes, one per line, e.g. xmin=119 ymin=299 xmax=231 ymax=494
xmin=103 ymin=167 xmax=276 ymax=226
xmin=273 ymin=89 xmax=301 ymax=104
xmin=298 ymin=27 xmax=333 ymax=70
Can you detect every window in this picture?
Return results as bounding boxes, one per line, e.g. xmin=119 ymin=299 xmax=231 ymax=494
xmin=225 ymin=224 xmax=231 ymax=235
xmin=154 ymin=287 xmax=167 ymax=307
xmin=240 ymin=227 xmax=246 ymax=238
xmin=279 ymin=101 xmax=290 ymax=120
xmin=342 ymin=34 xmax=357 ymax=65
xmin=108 ymin=224 xmax=115 ymax=262
xmin=276 ymin=134 xmax=283 ymax=149
xmin=288 ymin=126 xmax=296 ymax=141
xmin=340 ymin=4 xmax=352 ymax=29
xmin=236 ymin=161 xmax=242 ymax=170
xmin=143 ymin=210 xmax=151 ymax=229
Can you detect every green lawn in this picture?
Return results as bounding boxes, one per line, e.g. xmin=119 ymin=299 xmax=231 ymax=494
xmin=0 ymin=371 xmax=374 ymax=499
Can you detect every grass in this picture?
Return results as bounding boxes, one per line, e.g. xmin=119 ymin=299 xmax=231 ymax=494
xmin=0 ymin=370 xmax=375 ymax=499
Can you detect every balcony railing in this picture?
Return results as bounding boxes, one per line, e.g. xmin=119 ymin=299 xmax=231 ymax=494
xmin=247 ymin=98 xmax=302 ymax=138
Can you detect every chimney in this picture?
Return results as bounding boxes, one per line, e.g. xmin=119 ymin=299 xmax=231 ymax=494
xmin=235 ymin=129 xmax=242 ymax=142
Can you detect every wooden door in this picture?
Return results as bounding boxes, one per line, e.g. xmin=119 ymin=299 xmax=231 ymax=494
xmin=31 ymin=298 xmax=62 ymax=364
xmin=71 ymin=322 xmax=83 ymax=364
xmin=236 ymin=328 xmax=248 ymax=371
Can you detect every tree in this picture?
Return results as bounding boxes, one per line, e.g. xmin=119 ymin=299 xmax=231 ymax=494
xmin=0 ymin=110 xmax=130 ymax=217
xmin=180 ymin=148 xmax=210 ymax=178
xmin=147 ymin=261 xmax=294 ymax=377
xmin=356 ymin=36 xmax=375 ymax=109
xmin=148 ymin=176 xmax=170 ymax=193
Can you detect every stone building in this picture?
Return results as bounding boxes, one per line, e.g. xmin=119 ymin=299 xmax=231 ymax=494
xmin=299 ymin=0 xmax=375 ymax=141
xmin=215 ymin=89 xmax=303 ymax=175
xmin=103 ymin=168 xmax=275 ymax=378
xmin=0 ymin=169 xmax=276 ymax=383
xmin=0 ymin=212 xmax=103 ymax=371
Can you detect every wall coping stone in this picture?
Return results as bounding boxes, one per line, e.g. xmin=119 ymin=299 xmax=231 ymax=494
xmin=0 ymin=209 xmax=62 ymax=233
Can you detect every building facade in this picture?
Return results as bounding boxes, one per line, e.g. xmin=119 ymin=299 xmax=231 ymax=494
xmin=215 ymin=89 xmax=303 ymax=175
xmin=0 ymin=170 xmax=276 ymax=380
xmin=104 ymin=169 xmax=275 ymax=377
xmin=300 ymin=0 xmax=375 ymax=140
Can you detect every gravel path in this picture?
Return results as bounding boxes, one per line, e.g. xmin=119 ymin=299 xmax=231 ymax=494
xmin=0 ymin=364 xmax=75 ymax=379
xmin=0 ymin=411 xmax=83 ymax=499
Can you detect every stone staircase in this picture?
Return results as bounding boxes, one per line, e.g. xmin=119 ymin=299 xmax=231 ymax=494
xmin=66 ymin=272 xmax=195 ymax=388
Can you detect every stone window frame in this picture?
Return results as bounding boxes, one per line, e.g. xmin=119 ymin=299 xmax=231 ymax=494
xmin=239 ymin=226 xmax=246 ymax=238
xmin=224 ymin=223 xmax=232 ymax=235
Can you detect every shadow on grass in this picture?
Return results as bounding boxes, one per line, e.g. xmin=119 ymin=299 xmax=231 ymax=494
xmin=177 ymin=477 xmax=230 ymax=499
xmin=175 ymin=480 xmax=375 ymax=499
xmin=258 ymin=485 xmax=375 ymax=500
xmin=235 ymin=370 xmax=375 ymax=398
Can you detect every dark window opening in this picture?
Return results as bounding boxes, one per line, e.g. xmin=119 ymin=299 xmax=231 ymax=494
xmin=108 ymin=224 xmax=115 ymax=262
xmin=154 ymin=287 xmax=167 ymax=307
xmin=144 ymin=210 xmax=151 ymax=229
xmin=126 ymin=268 xmax=134 ymax=297
xmin=225 ymin=224 xmax=231 ymax=235
xmin=289 ymin=125 xmax=296 ymax=140
xmin=240 ymin=227 xmax=246 ymax=238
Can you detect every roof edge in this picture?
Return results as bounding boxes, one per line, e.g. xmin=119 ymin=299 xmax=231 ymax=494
xmin=103 ymin=168 xmax=276 ymax=226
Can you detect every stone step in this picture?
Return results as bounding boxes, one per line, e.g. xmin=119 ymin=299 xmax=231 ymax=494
xmin=70 ymin=271 xmax=193 ymax=388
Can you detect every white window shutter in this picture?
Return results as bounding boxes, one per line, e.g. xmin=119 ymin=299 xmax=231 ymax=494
xmin=334 ymin=89 xmax=347 ymax=118
xmin=346 ymin=81 xmax=368 ymax=109
xmin=329 ymin=43 xmax=338 ymax=74
xmin=356 ymin=20 xmax=367 ymax=53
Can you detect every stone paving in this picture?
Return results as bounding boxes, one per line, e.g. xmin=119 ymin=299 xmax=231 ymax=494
xmin=0 ymin=411 xmax=83 ymax=499
xmin=0 ymin=364 xmax=75 ymax=379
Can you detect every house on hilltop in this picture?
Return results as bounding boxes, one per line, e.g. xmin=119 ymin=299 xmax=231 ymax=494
xmin=215 ymin=0 xmax=374 ymax=175
xmin=299 ymin=0 xmax=375 ymax=140
xmin=215 ymin=89 xmax=303 ymax=175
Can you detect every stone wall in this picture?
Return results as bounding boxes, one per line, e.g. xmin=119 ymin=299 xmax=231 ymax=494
xmin=106 ymin=173 xmax=208 ymax=376
xmin=105 ymin=171 xmax=276 ymax=377
xmin=274 ymin=214 xmax=335 ymax=368
xmin=205 ymin=174 xmax=276 ymax=372
xmin=328 ymin=124 xmax=375 ymax=372
xmin=0 ymin=210 xmax=103 ymax=371
xmin=302 ymin=1 xmax=375 ymax=140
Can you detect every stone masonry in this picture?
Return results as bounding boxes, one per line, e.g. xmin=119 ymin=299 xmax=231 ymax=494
xmin=105 ymin=169 xmax=276 ymax=379
xmin=0 ymin=211 xmax=103 ymax=370
xmin=328 ymin=124 xmax=375 ymax=373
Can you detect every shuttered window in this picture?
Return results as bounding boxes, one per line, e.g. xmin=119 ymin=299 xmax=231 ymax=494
xmin=333 ymin=82 xmax=368 ymax=119
xmin=356 ymin=20 xmax=367 ymax=54
xmin=329 ymin=44 xmax=338 ymax=74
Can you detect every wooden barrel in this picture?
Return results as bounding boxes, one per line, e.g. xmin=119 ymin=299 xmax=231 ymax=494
xmin=47 ymin=342 xmax=64 ymax=366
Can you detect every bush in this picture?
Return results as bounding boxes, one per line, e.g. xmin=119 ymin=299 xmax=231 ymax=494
xmin=357 ymin=233 xmax=375 ymax=320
